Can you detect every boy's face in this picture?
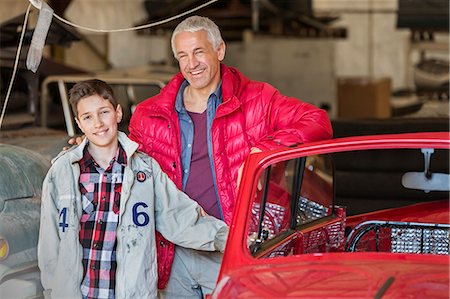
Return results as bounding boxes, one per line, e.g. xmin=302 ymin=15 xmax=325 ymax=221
xmin=75 ymin=94 xmax=122 ymax=150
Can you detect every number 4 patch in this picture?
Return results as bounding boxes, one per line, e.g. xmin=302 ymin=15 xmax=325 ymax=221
xmin=59 ymin=208 xmax=68 ymax=232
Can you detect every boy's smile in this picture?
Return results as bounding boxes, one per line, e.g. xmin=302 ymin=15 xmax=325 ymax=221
xmin=75 ymin=94 xmax=122 ymax=152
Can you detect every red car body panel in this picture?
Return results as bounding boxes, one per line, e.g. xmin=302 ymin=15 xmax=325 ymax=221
xmin=211 ymin=132 xmax=450 ymax=299
xmin=346 ymin=199 xmax=450 ymax=227
xmin=213 ymin=254 xmax=449 ymax=298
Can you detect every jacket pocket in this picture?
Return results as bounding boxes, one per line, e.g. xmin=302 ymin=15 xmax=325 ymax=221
xmin=80 ymin=182 xmax=97 ymax=215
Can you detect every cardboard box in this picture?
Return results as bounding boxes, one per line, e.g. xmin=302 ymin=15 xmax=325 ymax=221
xmin=337 ymin=77 xmax=392 ymax=119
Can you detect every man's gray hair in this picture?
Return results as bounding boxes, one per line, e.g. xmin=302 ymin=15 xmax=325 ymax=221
xmin=171 ymin=16 xmax=224 ymax=58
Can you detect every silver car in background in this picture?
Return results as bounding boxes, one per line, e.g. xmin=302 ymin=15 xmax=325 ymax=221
xmin=0 ymin=144 xmax=49 ymax=299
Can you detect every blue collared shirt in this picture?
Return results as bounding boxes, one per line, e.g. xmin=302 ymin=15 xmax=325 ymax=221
xmin=175 ymin=80 xmax=223 ymax=219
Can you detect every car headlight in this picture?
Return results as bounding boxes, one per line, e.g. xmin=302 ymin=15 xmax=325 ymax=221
xmin=0 ymin=238 xmax=9 ymax=261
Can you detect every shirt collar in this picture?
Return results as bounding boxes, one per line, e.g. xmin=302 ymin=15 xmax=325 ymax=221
xmin=115 ymin=143 xmax=127 ymax=166
xmin=79 ymin=142 xmax=127 ymax=172
xmin=175 ymin=80 xmax=222 ymax=112
xmin=212 ymin=80 xmax=223 ymax=101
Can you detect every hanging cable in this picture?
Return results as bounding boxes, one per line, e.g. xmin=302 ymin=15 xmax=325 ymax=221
xmin=0 ymin=4 xmax=32 ymax=130
xmin=51 ymin=0 xmax=219 ymax=33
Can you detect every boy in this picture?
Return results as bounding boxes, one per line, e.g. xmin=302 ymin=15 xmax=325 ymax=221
xmin=38 ymin=79 xmax=228 ymax=299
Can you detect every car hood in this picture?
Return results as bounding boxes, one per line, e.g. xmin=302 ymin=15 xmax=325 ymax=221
xmin=213 ymin=253 xmax=449 ymax=298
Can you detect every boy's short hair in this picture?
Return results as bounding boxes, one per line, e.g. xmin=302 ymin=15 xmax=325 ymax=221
xmin=69 ymin=79 xmax=117 ymax=117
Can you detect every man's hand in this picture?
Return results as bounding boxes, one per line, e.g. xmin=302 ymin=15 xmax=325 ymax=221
xmin=237 ymin=147 xmax=262 ymax=189
xmin=63 ymin=135 xmax=85 ymax=150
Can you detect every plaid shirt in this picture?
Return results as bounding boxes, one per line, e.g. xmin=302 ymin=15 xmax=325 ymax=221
xmin=78 ymin=145 xmax=127 ymax=299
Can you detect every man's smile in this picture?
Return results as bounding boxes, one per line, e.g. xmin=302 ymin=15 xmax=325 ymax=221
xmin=189 ymin=68 xmax=205 ymax=75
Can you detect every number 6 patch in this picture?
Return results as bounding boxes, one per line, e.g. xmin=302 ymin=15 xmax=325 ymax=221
xmin=132 ymin=202 xmax=150 ymax=226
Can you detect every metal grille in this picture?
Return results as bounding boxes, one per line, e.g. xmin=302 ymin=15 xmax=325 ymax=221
xmin=297 ymin=196 xmax=329 ymax=224
xmin=346 ymin=221 xmax=450 ymax=255
xmin=391 ymin=227 xmax=449 ymax=254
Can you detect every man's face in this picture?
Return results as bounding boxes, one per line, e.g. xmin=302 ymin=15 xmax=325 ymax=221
xmin=174 ymin=30 xmax=225 ymax=92
xmin=75 ymin=94 xmax=122 ymax=150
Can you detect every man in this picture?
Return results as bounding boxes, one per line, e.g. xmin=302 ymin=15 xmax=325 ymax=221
xmin=128 ymin=16 xmax=332 ymax=298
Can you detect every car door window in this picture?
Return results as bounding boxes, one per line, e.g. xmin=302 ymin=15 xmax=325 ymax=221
xmin=248 ymin=154 xmax=333 ymax=251
xmin=296 ymin=154 xmax=333 ymax=225
xmin=248 ymin=160 xmax=294 ymax=246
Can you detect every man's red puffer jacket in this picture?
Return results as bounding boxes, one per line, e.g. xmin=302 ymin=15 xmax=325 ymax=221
xmin=129 ymin=64 xmax=333 ymax=289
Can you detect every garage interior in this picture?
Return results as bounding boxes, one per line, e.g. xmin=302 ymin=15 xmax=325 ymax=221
xmin=0 ymin=2 xmax=449 ymax=298
xmin=0 ymin=0 xmax=449 ymax=214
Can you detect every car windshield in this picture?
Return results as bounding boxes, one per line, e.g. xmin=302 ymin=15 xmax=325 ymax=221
xmin=0 ymin=145 xmax=49 ymax=205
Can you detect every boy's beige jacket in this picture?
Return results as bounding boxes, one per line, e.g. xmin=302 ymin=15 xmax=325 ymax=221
xmin=38 ymin=132 xmax=228 ymax=299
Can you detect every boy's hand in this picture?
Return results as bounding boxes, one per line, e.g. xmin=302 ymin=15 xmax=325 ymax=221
xmin=63 ymin=135 xmax=85 ymax=150
xmin=214 ymin=225 xmax=229 ymax=253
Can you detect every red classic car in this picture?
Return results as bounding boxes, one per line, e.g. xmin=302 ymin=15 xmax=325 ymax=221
xmin=211 ymin=132 xmax=449 ymax=299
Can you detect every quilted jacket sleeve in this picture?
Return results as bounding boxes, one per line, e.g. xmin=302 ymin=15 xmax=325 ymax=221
xmin=254 ymin=85 xmax=333 ymax=151
xmin=128 ymin=105 xmax=146 ymax=152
